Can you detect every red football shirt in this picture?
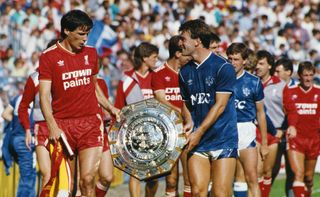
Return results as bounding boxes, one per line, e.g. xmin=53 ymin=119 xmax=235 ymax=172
xmin=152 ymin=63 xmax=183 ymax=109
xmin=126 ymin=69 xmax=154 ymax=99
xmin=283 ymin=84 xmax=320 ymax=138
xmin=39 ymin=43 xmax=100 ymax=119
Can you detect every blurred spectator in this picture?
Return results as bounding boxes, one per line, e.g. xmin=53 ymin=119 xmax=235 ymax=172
xmin=310 ymin=29 xmax=320 ymax=54
xmin=11 ymin=57 xmax=28 ymax=78
xmin=0 ymin=0 xmax=318 ymax=107
xmin=288 ymin=41 xmax=307 ymax=70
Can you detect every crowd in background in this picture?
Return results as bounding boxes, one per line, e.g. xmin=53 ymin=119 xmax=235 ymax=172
xmin=0 ymin=0 xmax=320 ymax=153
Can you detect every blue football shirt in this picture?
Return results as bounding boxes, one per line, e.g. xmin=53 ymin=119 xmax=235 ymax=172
xmin=179 ymin=53 xmax=238 ymax=152
xmin=234 ymin=71 xmax=264 ymax=122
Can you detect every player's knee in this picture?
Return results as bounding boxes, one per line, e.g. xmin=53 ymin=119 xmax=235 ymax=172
xmin=81 ymin=174 xmax=95 ymax=187
xmin=245 ymin=171 xmax=258 ymax=184
xmin=293 ymin=169 xmax=304 ymax=181
xmin=212 ymin=186 xmax=231 ymax=197
xmin=191 ymin=185 xmax=207 ymax=197
xmin=99 ymin=173 xmax=113 ymax=186
xmin=166 ymin=177 xmax=178 ymax=190
xmin=263 ymin=166 xmax=273 ymax=177
xmin=304 ymin=175 xmax=313 ymax=188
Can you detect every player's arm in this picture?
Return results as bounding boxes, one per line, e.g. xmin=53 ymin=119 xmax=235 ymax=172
xmin=256 ymin=101 xmax=269 ymax=160
xmin=18 ymin=78 xmax=35 ymax=131
xmin=39 ymin=80 xmax=63 ymax=141
xmin=181 ymin=102 xmax=193 ymax=134
xmin=283 ymin=87 xmax=298 ymax=138
xmin=186 ymin=92 xmax=230 ymax=151
xmin=178 ymin=73 xmax=193 ymax=135
xmin=154 ymin=90 xmax=181 ymax=113
xmin=93 ymin=75 xmax=120 ymax=120
xmin=18 ymin=77 xmax=36 ymax=150
xmin=114 ymin=80 xmax=126 ymax=109
xmin=1 ymin=105 xmax=13 ymax=122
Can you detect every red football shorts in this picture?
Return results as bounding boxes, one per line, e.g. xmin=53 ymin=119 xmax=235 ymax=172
xmin=287 ymin=135 xmax=320 ymax=160
xmin=55 ymin=114 xmax=104 ymax=152
xmin=256 ymin=128 xmax=279 ymax=145
xmin=34 ymin=121 xmax=50 ymax=148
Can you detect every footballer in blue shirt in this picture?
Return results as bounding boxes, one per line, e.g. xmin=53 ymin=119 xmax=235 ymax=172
xmin=179 ymin=19 xmax=238 ymax=197
xmin=227 ymin=43 xmax=268 ymax=197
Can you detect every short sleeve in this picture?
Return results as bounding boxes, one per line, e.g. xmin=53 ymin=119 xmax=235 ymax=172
xmin=92 ymin=49 xmax=99 ymax=76
xmin=151 ymin=71 xmax=164 ymax=92
xmin=216 ymin=63 xmax=236 ymax=93
xmin=283 ymin=87 xmax=298 ymax=127
xmin=254 ymin=79 xmax=264 ymax=102
xmin=38 ymin=54 xmax=52 ymax=81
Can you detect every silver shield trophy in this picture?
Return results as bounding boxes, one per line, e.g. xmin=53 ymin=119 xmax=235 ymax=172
xmin=108 ymin=98 xmax=186 ymax=181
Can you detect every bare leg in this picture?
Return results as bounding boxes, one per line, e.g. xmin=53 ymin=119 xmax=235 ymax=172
xmin=79 ymin=146 xmax=103 ymax=197
xmin=211 ymin=158 xmax=236 ymax=197
xmin=145 ymin=179 xmax=158 ymax=197
xmin=129 ymin=176 xmax=141 ymax=197
xmin=188 ymin=154 xmax=211 ymax=197
xmin=181 ymin=149 xmax=191 ymax=196
xmin=239 ymin=148 xmax=260 ymax=197
xmin=97 ymin=150 xmax=113 ymax=190
xmin=262 ymin=144 xmax=278 ymax=178
xmin=304 ymin=159 xmax=317 ymax=195
xmin=165 ymin=163 xmax=179 ymax=196
xmin=288 ymin=150 xmax=305 ymax=196
xmin=36 ymin=146 xmax=51 ymax=188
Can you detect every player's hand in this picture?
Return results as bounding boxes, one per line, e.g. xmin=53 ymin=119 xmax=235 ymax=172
xmin=275 ymin=129 xmax=283 ymax=139
xmin=183 ymin=120 xmax=194 ymax=137
xmin=260 ymin=144 xmax=269 ymax=161
xmin=25 ymin=129 xmax=32 ymax=151
xmin=49 ymin=126 xmax=63 ymax=142
xmin=185 ymin=130 xmax=201 ymax=152
xmin=111 ymin=107 xmax=121 ymax=122
xmin=287 ymin=126 xmax=297 ymax=138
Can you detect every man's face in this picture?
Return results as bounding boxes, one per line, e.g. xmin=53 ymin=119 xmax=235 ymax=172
xmin=180 ymin=31 xmax=196 ymax=56
xmin=143 ymin=53 xmax=158 ymax=70
xmin=210 ymin=41 xmax=220 ymax=54
xmin=66 ymin=26 xmax=90 ymax=52
xmin=274 ymin=65 xmax=290 ymax=81
xmin=299 ymin=69 xmax=314 ymax=89
xmin=255 ymin=58 xmax=271 ymax=78
xmin=227 ymin=53 xmax=245 ymax=75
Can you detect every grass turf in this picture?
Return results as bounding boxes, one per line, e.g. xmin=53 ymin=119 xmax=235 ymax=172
xmin=270 ymin=173 xmax=320 ymax=197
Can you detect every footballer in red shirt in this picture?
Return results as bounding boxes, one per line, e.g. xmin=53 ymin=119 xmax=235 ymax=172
xmin=152 ymin=35 xmax=192 ymax=197
xmin=18 ymin=71 xmax=52 ymax=188
xmin=38 ymin=10 xmax=119 ymax=196
xmin=283 ymin=61 xmax=320 ymax=197
xmin=255 ymin=50 xmax=286 ymax=197
xmin=114 ymin=42 xmax=160 ymax=197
